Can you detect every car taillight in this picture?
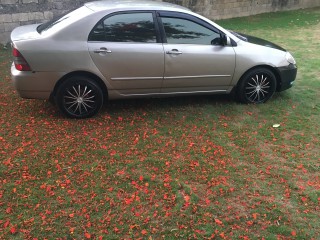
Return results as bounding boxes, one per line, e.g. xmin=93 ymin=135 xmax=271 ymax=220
xmin=12 ymin=48 xmax=31 ymax=71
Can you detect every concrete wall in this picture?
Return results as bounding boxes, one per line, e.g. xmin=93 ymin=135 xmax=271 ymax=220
xmin=1 ymin=0 xmax=320 ymax=44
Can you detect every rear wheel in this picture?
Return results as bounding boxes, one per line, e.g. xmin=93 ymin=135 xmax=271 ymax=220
xmin=237 ymin=68 xmax=277 ymax=104
xmin=56 ymin=76 xmax=103 ymax=118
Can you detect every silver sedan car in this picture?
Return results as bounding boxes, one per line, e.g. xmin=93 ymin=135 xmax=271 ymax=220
xmin=11 ymin=0 xmax=297 ymax=118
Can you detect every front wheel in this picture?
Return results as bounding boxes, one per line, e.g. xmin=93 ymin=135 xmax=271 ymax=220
xmin=237 ymin=68 xmax=277 ymax=104
xmin=55 ymin=76 xmax=103 ymax=118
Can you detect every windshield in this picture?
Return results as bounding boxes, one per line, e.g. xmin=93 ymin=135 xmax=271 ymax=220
xmin=37 ymin=6 xmax=92 ymax=34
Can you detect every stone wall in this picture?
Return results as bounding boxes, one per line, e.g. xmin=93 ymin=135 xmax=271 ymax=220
xmin=1 ymin=0 xmax=320 ymax=44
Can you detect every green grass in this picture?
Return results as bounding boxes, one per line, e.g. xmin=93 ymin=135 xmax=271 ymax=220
xmin=1 ymin=8 xmax=320 ymax=239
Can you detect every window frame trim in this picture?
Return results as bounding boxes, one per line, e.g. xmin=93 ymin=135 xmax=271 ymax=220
xmin=88 ymin=10 xmax=162 ymax=43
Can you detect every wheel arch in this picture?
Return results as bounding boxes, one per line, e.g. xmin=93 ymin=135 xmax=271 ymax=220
xmin=50 ymin=71 xmax=108 ymax=102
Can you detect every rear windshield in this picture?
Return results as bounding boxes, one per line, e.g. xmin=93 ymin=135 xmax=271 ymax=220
xmin=37 ymin=6 xmax=92 ymax=34
xmin=37 ymin=9 xmax=75 ymax=34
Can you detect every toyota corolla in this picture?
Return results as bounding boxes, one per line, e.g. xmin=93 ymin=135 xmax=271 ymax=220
xmin=11 ymin=0 xmax=297 ymax=118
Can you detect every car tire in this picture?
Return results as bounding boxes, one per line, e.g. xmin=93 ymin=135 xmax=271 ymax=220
xmin=55 ymin=76 xmax=103 ymax=118
xmin=237 ymin=68 xmax=277 ymax=104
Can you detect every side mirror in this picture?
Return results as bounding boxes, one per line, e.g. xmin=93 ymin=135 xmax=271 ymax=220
xmin=211 ymin=33 xmax=231 ymax=46
xmin=220 ymin=33 xmax=231 ymax=46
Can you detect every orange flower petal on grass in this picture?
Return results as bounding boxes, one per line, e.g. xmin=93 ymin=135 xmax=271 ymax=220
xmin=215 ymin=218 xmax=223 ymax=225
xmin=10 ymin=227 xmax=17 ymax=234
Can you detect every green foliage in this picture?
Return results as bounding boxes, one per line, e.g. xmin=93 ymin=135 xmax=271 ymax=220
xmin=217 ymin=7 xmax=320 ymax=31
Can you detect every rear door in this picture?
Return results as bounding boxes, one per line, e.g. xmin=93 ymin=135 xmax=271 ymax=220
xmin=158 ymin=12 xmax=236 ymax=94
xmin=88 ymin=12 xmax=164 ymax=96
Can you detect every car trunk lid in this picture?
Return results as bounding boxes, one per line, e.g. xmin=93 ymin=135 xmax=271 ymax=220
xmin=11 ymin=24 xmax=41 ymax=42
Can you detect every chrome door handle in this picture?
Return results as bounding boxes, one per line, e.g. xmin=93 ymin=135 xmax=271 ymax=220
xmin=166 ymin=49 xmax=182 ymax=55
xmin=94 ymin=47 xmax=112 ymax=54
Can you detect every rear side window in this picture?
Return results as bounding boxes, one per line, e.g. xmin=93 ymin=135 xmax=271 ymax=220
xmin=89 ymin=13 xmax=157 ymax=43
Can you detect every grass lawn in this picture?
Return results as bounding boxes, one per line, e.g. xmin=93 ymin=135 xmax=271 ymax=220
xmin=0 ymin=7 xmax=319 ymax=239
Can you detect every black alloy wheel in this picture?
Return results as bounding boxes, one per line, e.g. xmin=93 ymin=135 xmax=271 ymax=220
xmin=238 ymin=68 xmax=277 ymax=104
xmin=56 ymin=76 xmax=103 ymax=118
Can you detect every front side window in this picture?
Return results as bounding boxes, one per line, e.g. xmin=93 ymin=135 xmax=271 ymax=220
xmin=161 ymin=17 xmax=220 ymax=45
xmin=89 ymin=12 xmax=157 ymax=43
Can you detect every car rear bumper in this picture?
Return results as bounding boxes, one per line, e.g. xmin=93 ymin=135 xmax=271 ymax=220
xmin=276 ymin=63 xmax=297 ymax=92
xmin=11 ymin=63 xmax=61 ymax=99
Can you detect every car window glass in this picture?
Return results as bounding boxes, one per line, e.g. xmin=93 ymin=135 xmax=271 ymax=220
xmin=89 ymin=13 xmax=157 ymax=43
xmin=161 ymin=17 xmax=220 ymax=45
xmin=89 ymin=22 xmax=105 ymax=41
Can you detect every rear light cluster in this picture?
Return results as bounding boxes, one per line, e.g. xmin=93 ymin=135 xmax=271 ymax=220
xmin=12 ymin=47 xmax=31 ymax=71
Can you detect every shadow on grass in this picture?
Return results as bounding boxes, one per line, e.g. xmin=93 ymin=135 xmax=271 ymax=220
xmin=36 ymin=93 xmax=237 ymax=119
xmin=35 ymin=91 xmax=296 ymax=119
xmin=102 ymin=93 xmax=236 ymax=114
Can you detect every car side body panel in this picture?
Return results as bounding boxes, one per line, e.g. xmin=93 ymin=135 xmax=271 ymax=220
xmin=162 ymin=44 xmax=236 ymax=93
xmin=231 ymin=40 xmax=288 ymax=87
xmin=88 ymin=42 xmax=165 ymax=95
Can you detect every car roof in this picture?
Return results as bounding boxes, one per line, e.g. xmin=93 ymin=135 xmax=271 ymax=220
xmin=84 ymin=0 xmax=190 ymax=12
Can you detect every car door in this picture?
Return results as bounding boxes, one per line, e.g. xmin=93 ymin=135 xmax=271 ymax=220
xmin=158 ymin=12 xmax=236 ymax=94
xmin=88 ymin=12 xmax=164 ymax=96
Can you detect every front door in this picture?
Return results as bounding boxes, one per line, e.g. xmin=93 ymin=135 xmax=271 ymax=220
xmin=159 ymin=13 xmax=236 ymax=93
xmin=88 ymin=12 xmax=164 ymax=96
